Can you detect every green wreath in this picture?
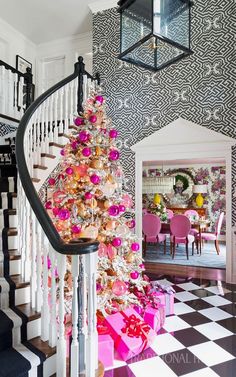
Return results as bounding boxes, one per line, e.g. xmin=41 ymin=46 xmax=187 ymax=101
xmin=173 ymin=174 xmax=189 ymax=192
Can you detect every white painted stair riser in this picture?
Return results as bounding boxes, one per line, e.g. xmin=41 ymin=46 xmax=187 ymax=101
xmin=43 ymin=354 xmax=57 ymax=377
xmin=9 ymin=213 xmax=18 ymax=228
xmin=10 ymin=259 xmax=21 ymax=275
xmin=15 ymin=286 xmax=30 ymax=306
xmin=8 ymin=234 xmax=18 ymax=249
xmin=27 ymin=318 xmax=41 ymax=340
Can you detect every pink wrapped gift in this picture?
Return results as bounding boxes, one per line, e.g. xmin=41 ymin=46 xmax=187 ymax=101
xmin=105 ymin=307 xmax=156 ymax=361
xmin=98 ymin=335 xmax=114 ymax=368
xmin=151 ymin=282 xmax=175 ymax=316
xmin=143 ymin=305 xmax=165 ymax=332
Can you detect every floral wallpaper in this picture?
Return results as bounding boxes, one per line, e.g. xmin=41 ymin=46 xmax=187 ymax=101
xmin=143 ymin=165 xmax=226 ymax=235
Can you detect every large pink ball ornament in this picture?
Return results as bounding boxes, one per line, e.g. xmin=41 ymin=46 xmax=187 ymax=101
xmin=74 ymin=117 xmax=84 ymax=126
xmin=112 ymin=237 xmax=122 ymax=247
xmin=130 ymin=271 xmax=139 ymax=280
xmin=85 ymin=192 xmax=93 ymax=200
xmin=109 ymin=129 xmax=118 ymax=139
xmin=119 ymin=204 xmax=126 ymax=213
xmin=89 ymin=115 xmax=97 ymax=124
xmin=52 ymin=207 xmax=59 ymax=216
xmin=131 ymin=242 xmax=140 ymax=252
xmin=78 ymin=130 xmax=90 ymax=143
xmin=112 ymin=280 xmax=127 ymax=296
xmin=109 ymin=149 xmax=120 ymax=161
xmin=71 ymin=141 xmax=78 ymax=150
xmin=58 ymin=208 xmax=70 ymax=221
xmin=48 ymin=178 xmax=56 ymax=186
xmin=90 ymin=174 xmax=100 ymax=185
xmin=71 ymin=225 xmax=81 ymax=234
xmin=45 ymin=201 xmax=52 ymax=210
xmin=82 ymin=147 xmax=91 ymax=157
xmin=66 ymin=167 xmax=73 ymax=175
xmin=139 ymin=263 xmax=145 ymax=270
xmin=128 ymin=219 xmax=136 ymax=229
xmin=108 ymin=205 xmax=120 ymax=216
xmin=95 ymin=95 xmax=104 ymax=104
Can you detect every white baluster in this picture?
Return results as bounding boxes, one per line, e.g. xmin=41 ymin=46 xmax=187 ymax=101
xmin=49 ymin=247 xmax=57 ymax=347
xmin=83 ymin=75 xmax=88 ymax=103
xmin=18 ymin=76 xmax=24 ymax=116
xmin=36 ymin=221 xmax=42 ymax=312
xmin=69 ymin=80 xmax=74 ymax=124
xmin=85 ymin=252 xmax=98 ymax=377
xmin=57 ymin=253 xmax=67 ymax=377
xmin=74 ymin=78 xmax=78 ymax=115
xmin=78 ymin=255 xmax=87 ymax=375
xmin=54 ymin=91 xmax=59 ymax=144
xmin=64 ymin=83 xmax=69 ymax=134
xmin=49 ymin=96 xmax=54 ymax=143
xmin=45 ymin=99 xmax=50 ymax=154
xmin=70 ymin=255 xmax=79 ymax=377
xmin=30 ymin=210 xmax=37 ymax=308
xmin=58 ymin=87 xmax=64 ymax=134
xmin=41 ymin=235 xmax=50 ymax=341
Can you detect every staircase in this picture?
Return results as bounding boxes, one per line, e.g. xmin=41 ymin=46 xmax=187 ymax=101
xmin=0 ymin=137 xmax=56 ymax=377
xmin=0 ymin=57 xmax=100 ymax=377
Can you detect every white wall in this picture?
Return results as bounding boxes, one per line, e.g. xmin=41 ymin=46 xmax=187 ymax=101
xmin=0 ymin=17 xmax=36 ymax=76
xmin=36 ymin=32 xmax=92 ymax=95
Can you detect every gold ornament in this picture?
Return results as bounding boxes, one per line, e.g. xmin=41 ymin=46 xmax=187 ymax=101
xmin=106 ymin=220 xmax=117 ymax=230
xmin=88 ymin=198 xmax=97 ymax=209
xmin=64 ymin=180 xmax=78 ymax=194
xmin=90 ymin=159 xmax=103 ymax=169
xmin=126 ymin=252 xmax=135 ymax=263
xmin=104 ymin=200 xmax=112 ymax=209
xmin=95 ymin=146 xmax=102 ymax=156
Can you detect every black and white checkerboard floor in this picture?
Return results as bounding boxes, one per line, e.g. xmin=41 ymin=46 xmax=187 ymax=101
xmin=104 ymin=278 xmax=236 ymax=377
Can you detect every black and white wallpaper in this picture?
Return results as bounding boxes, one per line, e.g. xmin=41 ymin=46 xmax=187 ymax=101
xmin=93 ymin=1 xmax=236 ymax=224
xmin=0 ymin=122 xmax=17 ymax=137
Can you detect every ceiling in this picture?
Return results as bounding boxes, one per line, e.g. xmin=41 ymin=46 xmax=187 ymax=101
xmin=0 ymin=0 xmax=108 ymax=44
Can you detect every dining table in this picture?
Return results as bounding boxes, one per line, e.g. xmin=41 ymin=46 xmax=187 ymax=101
xmin=160 ymin=219 xmax=211 ymax=255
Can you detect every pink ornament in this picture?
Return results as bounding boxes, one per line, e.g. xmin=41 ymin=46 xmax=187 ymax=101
xmin=139 ymin=263 xmax=145 ymax=269
xmin=89 ymin=115 xmax=97 ymax=123
xmin=45 ymin=201 xmax=52 ymax=210
xmin=78 ymin=130 xmax=90 ymax=142
xmin=109 ymin=149 xmax=120 ymax=161
xmin=112 ymin=237 xmax=122 ymax=247
xmin=74 ymin=117 xmax=84 ymax=126
xmin=47 ymin=256 xmax=51 ymax=269
xmin=96 ymin=283 xmax=103 ymax=293
xmin=119 ymin=204 xmax=126 ymax=213
xmin=82 ymin=147 xmax=91 ymax=157
xmin=90 ymin=174 xmax=100 ymax=185
xmin=131 ymin=242 xmax=140 ymax=252
xmin=130 ymin=271 xmax=139 ymax=280
xmin=121 ymin=194 xmax=133 ymax=208
xmin=108 ymin=205 xmax=120 ymax=216
xmin=112 ymin=280 xmax=127 ymax=296
xmin=58 ymin=208 xmax=70 ymax=220
xmin=85 ymin=192 xmax=93 ymax=200
xmin=53 ymin=190 xmax=66 ymax=204
xmin=71 ymin=141 xmax=78 ymax=150
xmin=52 ymin=207 xmax=59 ymax=216
xmin=128 ymin=219 xmax=136 ymax=229
xmin=71 ymin=225 xmax=81 ymax=234
xmin=109 ymin=129 xmax=118 ymax=139
xmin=98 ymin=243 xmax=108 ymax=257
xmin=107 ymin=244 xmax=117 ymax=259
xmin=95 ymin=95 xmax=104 ymax=104
xmin=48 ymin=178 xmax=56 ymax=186
xmin=60 ymin=149 xmax=65 ymax=156
xmin=66 ymin=167 xmax=73 ymax=175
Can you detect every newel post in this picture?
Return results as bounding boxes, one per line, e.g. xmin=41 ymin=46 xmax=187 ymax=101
xmin=76 ymin=56 xmax=85 ymax=114
xmin=24 ymin=67 xmax=34 ymax=109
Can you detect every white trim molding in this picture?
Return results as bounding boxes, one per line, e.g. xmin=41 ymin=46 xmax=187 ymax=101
xmin=131 ymin=117 xmax=236 ymax=284
xmin=88 ymin=0 xmax=117 ymax=14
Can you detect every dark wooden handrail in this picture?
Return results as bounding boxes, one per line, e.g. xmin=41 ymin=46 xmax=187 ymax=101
xmin=16 ymin=57 xmax=99 ymax=255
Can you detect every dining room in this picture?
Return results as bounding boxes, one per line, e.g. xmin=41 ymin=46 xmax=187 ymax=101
xmin=142 ymin=158 xmax=226 ymax=270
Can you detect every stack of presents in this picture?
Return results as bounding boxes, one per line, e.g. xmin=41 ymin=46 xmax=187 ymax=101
xmin=98 ymin=282 xmax=175 ymax=367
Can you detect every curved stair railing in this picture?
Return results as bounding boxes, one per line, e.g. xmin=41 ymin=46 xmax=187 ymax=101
xmin=15 ymin=57 xmax=99 ymax=377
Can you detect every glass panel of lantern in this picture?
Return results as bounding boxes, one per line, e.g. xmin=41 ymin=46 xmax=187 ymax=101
xmin=118 ymin=0 xmax=193 ymax=71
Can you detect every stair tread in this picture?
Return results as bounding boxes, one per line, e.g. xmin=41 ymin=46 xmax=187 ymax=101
xmin=3 ymin=209 xmax=16 ymax=215
xmin=0 ymin=347 xmax=32 ymax=375
xmin=8 ymin=249 xmax=21 ymax=260
xmin=16 ymin=303 xmax=41 ymax=321
xmin=28 ymin=337 xmax=56 ymax=359
xmin=11 ymin=274 xmax=30 ymax=288
xmin=49 ymin=142 xmax=64 ymax=148
xmin=41 ymin=153 xmax=56 ymax=159
xmin=6 ymin=228 xmax=17 ymax=236
xmin=33 ymin=164 xmax=47 ymax=170
xmin=32 ymin=178 xmax=40 ymax=183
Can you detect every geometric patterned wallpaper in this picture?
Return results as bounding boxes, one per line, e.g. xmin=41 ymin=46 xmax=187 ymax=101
xmin=93 ymin=1 xmax=236 ymax=224
xmin=0 ymin=122 xmax=17 ymax=136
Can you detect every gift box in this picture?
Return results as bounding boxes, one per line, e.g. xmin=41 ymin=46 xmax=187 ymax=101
xmin=98 ymin=335 xmax=114 ymax=368
xmin=151 ymin=282 xmax=175 ymax=316
xmin=105 ymin=307 xmax=156 ymax=361
xmin=143 ymin=304 xmax=165 ymax=332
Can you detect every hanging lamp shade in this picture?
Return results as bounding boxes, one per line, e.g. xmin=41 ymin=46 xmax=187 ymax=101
xmin=142 ymin=176 xmax=175 ymax=194
xmin=117 ymin=0 xmax=193 ymax=71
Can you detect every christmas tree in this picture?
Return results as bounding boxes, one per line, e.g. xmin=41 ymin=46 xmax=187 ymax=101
xmin=45 ymin=91 xmax=149 ymax=317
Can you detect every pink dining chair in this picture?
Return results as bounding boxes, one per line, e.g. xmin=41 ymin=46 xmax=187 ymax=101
xmin=142 ymin=208 xmax=148 ymax=215
xmin=142 ymin=214 xmax=167 ymax=257
xmin=195 ymin=212 xmax=224 ymax=255
xmin=170 ymin=215 xmax=195 ymax=260
xmin=184 ymin=209 xmax=199 ymax=236
xmin=166 ymin=209 xmax=174 ymax=220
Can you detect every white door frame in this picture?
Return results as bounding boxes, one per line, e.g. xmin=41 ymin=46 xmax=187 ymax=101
xmin=132 ymin=122 xmax=235 ymax=283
